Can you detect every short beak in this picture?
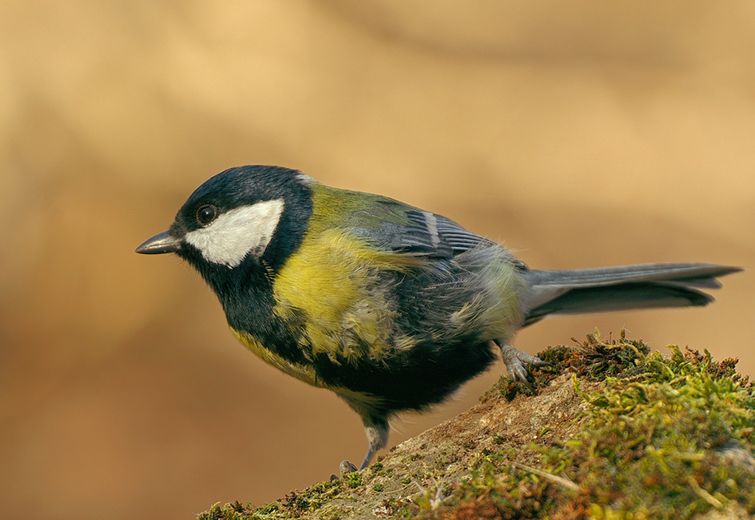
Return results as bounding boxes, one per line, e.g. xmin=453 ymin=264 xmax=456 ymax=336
xmin=135 ymin=230 xmax=182 ymax=255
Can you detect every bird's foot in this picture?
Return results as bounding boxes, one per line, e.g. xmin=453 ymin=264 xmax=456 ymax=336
xmin=498 ymin=343 xmax=547 ymax=382
xmin=329 ymin=460 xmax=358 ymax=481
xmin=339 ymin=460 xmax=358 ymax=475
xmin=330 ymin=417 xmax=388 ymax=480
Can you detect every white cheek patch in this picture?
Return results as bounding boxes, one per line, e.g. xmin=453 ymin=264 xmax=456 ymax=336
xmin=185 ymin=199 xmax=284 ymax=267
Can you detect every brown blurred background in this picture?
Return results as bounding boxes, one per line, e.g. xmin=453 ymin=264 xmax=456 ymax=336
xmin=1 ymin=1 xmax=753 ymax=518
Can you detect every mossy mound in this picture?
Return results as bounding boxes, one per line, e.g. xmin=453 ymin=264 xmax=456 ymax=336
xmin=199 ymin=333 xmax=753 ymax=520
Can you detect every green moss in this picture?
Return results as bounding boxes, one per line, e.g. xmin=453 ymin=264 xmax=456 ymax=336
xmin=343 ymin=472 xmax=362 ymax=489
xmin=566 ymin=341 xmax=753 ymax=517
xmin=279 ymin=479 xmax=342 ymax=515
xmin=197 ymin=501 xmax=287 ymax=520
xmin=434 ymin=333 xmax=754 ymax=519
xmin=198 ymin=332 xmax=753 ymax=520
xmin=198 ymin=502 xmax=257 ymax=520
xmin=198 ymin=479 xmax=347 ymax=520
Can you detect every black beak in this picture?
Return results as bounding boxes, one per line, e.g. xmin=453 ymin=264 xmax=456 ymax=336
xmin=135 ymin=230 xmax=182 ymax=255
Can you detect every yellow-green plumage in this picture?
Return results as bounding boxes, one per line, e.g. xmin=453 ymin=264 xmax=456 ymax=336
xmin=229 ymin=183 xmax=527 ymax=420
xmin=273 ymin=185 xmax=426 ymax=365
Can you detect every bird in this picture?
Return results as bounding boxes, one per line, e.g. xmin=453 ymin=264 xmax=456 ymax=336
xmin=136 ymin=165 xmax=740 ymax=472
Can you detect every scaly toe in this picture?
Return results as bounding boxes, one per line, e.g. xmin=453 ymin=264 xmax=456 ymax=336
xmin=513 ymin=364 xmax=530 ymax=382
xmin=518 ymin=351 xmax=548 ymax=366
xmin=503 ymin=357 xmax=529 ymax=382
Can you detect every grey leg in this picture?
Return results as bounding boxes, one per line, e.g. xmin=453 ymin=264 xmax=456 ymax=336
xmin=340 ymin=417 xmax=389 ymax=474
xmin=359 ymin=420 xmax=389 ymax=469
xmin=495 ymin=340 xmax=547 ymax=382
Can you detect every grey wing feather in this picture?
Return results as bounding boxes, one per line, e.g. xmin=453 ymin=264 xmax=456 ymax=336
xmin=349 ymin=197 xmax=527 ymax=270
xmin=350 ymin=196 xmax=495 ymax=258
xmin=395 ymin=209 xmax=495 ymax=258
xmin=435 ymin=215 xmax=491 ymax=254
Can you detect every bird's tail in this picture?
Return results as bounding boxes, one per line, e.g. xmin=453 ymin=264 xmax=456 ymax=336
xmin=520 ymin=263 xmax=741 ymax=326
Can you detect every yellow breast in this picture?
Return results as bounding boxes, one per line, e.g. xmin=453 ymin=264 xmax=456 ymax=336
xmin=271 ymin=225 xmax=421 ymax=363
xmin=230 ymin=327 xmax=383 ymax=415
xmin=231 ymin=328 xmax=321 ymax=387
xmin=271 ymin=185 xmax=424 ymax=363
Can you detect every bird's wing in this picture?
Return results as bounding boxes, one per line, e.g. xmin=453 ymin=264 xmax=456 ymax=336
xmin=309 ymin=184 xmax=528 ymax=268
xmin=345 ymin=196 xmax=493 ymax=259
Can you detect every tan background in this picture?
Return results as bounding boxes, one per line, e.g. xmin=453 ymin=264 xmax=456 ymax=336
xmin=1 ymin=1 xmax=753 ymax=518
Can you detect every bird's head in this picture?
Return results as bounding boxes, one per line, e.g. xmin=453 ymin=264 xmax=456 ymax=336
xmin=136 ymin=165 xmax=314 ymax=282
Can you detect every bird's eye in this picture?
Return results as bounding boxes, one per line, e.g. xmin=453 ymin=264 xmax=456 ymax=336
xmin=196 ymin=204 xmax=218 ymax=226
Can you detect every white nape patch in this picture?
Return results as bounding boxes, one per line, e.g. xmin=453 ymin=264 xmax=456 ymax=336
xmin=185 ymin=199 xmax=285 ymax=267
xmin=295 ymin=172 xmax=315 ymax=186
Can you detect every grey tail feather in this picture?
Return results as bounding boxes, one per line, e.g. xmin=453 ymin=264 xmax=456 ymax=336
xmin=521 ymin=263 xmax=742 ymax=327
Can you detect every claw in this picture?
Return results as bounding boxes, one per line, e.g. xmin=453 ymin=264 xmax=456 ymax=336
xmin=517 ymin=350 xmax=548 ymax=367
xmin=339 ymin=460 xmax=358 ymax=476
xmin=498 ymin=343 xmax=545 ymax=382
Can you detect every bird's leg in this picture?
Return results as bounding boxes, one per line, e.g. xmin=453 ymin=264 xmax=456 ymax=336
xmin=494 ymin=340 xmax=547 ymax=382
xmin=340 ymin=417 xmax=389 ymax=475
xmin=360 ymin=419 xmax=389 ymax=469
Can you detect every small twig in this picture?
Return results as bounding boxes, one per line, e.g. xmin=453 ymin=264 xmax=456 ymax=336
xmin=511 ymin=462 xmax=581 ymax=492
xmin=382 ymin=481 xmax=416 ymax=496
xmin=687 ymin=476 xmax=724 ymax=509
xmin=412 ymin=476 xmax=449 ymax=510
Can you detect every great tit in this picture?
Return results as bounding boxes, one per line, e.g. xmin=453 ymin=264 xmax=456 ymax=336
xmin=136 ymin=165 xmax=740 ymax=471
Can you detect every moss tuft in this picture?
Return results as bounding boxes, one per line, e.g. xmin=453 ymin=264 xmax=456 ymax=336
xmin=433 ymin=332 xmax=754 ymax=519
xmin=342 ymin=471 xmax=362 ymax=489
xmin=279 ymin=479 xmax=342 ymax=515
xmin=198 ymin=502 xmax=257 ymax=520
